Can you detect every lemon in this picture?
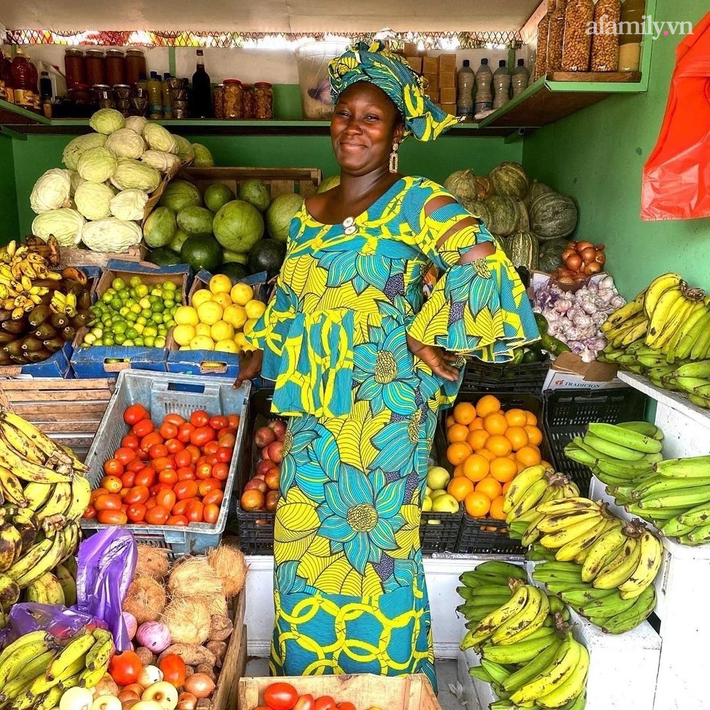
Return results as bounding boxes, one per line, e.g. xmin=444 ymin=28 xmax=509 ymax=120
xmin=173 ymin=324 xmax=196 ymax=346
xmin=245 ymin=300 xmax=266 ymax=320
xmin=209 ymin=274 xmax=233 ymax=295
xmin=190 ymin=335 xmax=215 ymax=350
xmin=191 ymin=289 xmax=214 ymax=309
xmin=215 ymin=339 xmax=239 ymax=353
xmin=230 ymin=283 xmax=254 ymax=306
xmin=197 ymin=300 xmax=224 ymax=326
xmin=212 ymin=292 xmax=233 ymax=309
xmin=174 ymin=305 xmax=199 ymax=327
xmin=195 ymin=323 xmax=212 ymax=338
xmin=234 ymin=332 xmax=250 ymax=350
xmin=211 ymin=320 xmax=235 ymax=342
xmin=179 ymin=345 xmax=190 ymax=351
xmin=243 ymin=318 xmax=259 ymax=336
xmin=223 ymin=304 xmax=248 ymax=330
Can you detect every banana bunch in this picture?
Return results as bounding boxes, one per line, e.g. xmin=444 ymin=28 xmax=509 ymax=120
xmin=0 ymin=626 xmax=113 ymax=709
xmin=532 ymin=558 xmax=657 ymax=635
xmin=49 ymin=292 xmax=77 ymax=319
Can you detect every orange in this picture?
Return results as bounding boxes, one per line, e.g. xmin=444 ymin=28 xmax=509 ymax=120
xmin=483 ymin=412 xmax=508 ymax=436
xmin=462 ymin=454 xmax=490 ymax=482
xmin=476 ymin=394 xmax=501 ymax=418
xmin=516 ymin=460 xmax=527 ymax=473
xmin=453 ymin=464 xmax=464 ymax=478
xmin=525 ymin=411 xmax=538 ymax=426
xmin=489 ymin=495 xmax=507 ymax=520
xmin=476 ymin=476 xmax=503 ymax=500
xmin=453 ymin=402 xmax=476 ymax=425
xmin=486 ymin=434 xmax=513 ymax=458
xmin=448 ymin=477 xmax=475 ymax=502
xmin=469 ymin=418 xmax=485 ymax=431
xmin=516 ymin=445 xmax=543 ymax=467
xmin=505 ymin=426 xmax=529 ymax=452
xmin=445 ymin=415 xmax=455 ymax=428
xmin=504 ymin=408 xmax=528 ymax=427
xmin=502 ymin=480 xmax=512 ymax=494
xmin=464 ymin=491 xmax=491 ymax=518
xmin=447 ymin=423 xmax=470 ymax=443
xmin=525 ymin=425 xmax=543 ymax=446
xmin=490 ymin=457 xmax=518 ymax=483
xmin=447 ymin=442 xmax=472 ymax=465
xmin=467 ymin=429 xmax=490 ymax=451
xmin=477 ymin=448 xmax=494 ymax=461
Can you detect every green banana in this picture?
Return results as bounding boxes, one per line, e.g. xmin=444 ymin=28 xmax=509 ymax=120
xmin=602 ymin=585 xmax=656 ymax=634
xmin=587 ymin=423 xmax=662 ymax=454
xmin=593 ymin=538 xmax=641 ymax=589
xmin=502 ymin=639 xmax=563 ymax=693
xmin=469 ymin=665 xmax=493 ymax=683
xmin=537 ymin=643 xmax=589 ymax=709
xmin=655 ymin=456 xmax=710 ymax=478
xmin=480 ymin=629 xmax=558 ymax=665
xmin=480 ymin=659 xmax=511 ymax=685
xmin=583 ymin=433 xmax=646 ymax=461
xmin=474 ymin=561 xmax=527 ymax=580
xmin=639 ymin=486 xmax=710 ymax=510
xmin=581 ymin=526 xmax=626 ymax=582
xmin=491 ymin=587 xmax=549 ymax=645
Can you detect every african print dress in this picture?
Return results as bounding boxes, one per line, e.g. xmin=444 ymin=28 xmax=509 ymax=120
xmin=246 ymin=176 xmax=538 ymax=687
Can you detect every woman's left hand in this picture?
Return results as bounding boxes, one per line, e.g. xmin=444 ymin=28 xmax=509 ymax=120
xmin=406 ymin=333 xmax=461 ymax=382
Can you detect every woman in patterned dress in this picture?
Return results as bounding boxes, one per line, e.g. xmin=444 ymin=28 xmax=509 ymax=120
xmin=237 ymin=41 xmax=539 ymax=688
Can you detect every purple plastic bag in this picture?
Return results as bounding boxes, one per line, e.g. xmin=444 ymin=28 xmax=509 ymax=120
xmin=4 ymin=603 xmax=104 ymax=644
xmin=75 ymin=528 xmax=137 ymax=652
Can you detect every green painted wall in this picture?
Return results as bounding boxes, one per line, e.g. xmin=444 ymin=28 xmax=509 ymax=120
xmin=0 ymin=136 xmax=19 ymax=237
xmin=11 ymin=133 xmax=522 ymax=235
xmin=522 ymin=0 xmax=710 ymax=299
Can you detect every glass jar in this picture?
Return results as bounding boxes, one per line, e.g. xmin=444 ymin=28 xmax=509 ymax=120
xmin=547 ymin=0 xmax=568 ymax=73
xmin=242 ymin=84 xmax=255 ymax=119
xmin=125 ymin=49 xmax=146 ymax=86
xmin=68 ymin=83 xmax=91 ymax=115
xmin=113 ymin=84 xmax=131 ymax=115
xmin=534 ymin=1 xmax=555 ymax=81
xmin=213 ymin=84 xmax=225 ymax=119
xmin=91 ymin=84 xmax=115 ymax=109
xmin=591 ymin=0 xmax=621 ymax=71
xmin=562 ymin=0 xmax=594 ymax=72
xmin=223 ymin=79 xmax=243 ymax=119
xmin=85 ymin=49 xmax=106 ymax=87
xmin=129 ymin=84 xmax=148 ymax=116
xmin=254 ymin=82 xmax=273 ymax=120
xmin=619 ymin=0 xmax=645 ymax=72
xmin=64 ymin=49 xmax=85 ymax=88
xmin=106 ymin=50 xmax=126 ymax=86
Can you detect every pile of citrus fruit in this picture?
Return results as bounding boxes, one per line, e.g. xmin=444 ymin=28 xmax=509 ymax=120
xmin=444 ymin=395 xmax=548 ymax=520
xmin=172 ymin=274 xmax=266 ymax=354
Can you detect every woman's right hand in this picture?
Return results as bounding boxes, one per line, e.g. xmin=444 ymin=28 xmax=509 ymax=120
xmin=234 ymin=349 xmax=264 ymax=389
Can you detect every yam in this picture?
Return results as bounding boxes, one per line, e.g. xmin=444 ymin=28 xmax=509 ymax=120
xmin=209 ymin=615 xmax=233 ymax=642
xmin=185 ymin=665 xmax=195 ymax=678
xmin=158 ymin=644 xmax=216 ymax=668
xmin=205 ymin=641 xmax=227 ymax=667
xmin=135 ymin=647 xmax=156 ymax=667
xmin=196 ymin=664 xmax=216 ymax=682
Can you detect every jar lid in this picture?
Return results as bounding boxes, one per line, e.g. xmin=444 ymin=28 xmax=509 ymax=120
xmin=254 ymin=82 xmax=272 ymax=88
xmin=69 ymin=83 xmax=89 ymax=90
xmin=106 ymin=49 xmax=125 ymax=57
xmin=126 ymin=49 xmax=145 ymax=56
xmin=223 ymin=79 xmax=242 ymax=85
xmin=112 ymin=83 xmax=130 ymax=88
xmin=65 ymin=48 xmax=84 ymax=56
xmin=241 ymin=84 xmax=253 ymax=90
xmin=86 ymin=49 xmax=105 ymax=57
xmin=91 ymin=83 xmax=111 ymax=89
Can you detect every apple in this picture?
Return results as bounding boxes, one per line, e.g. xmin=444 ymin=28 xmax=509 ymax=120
xmin=244 ymin=478 xmax=268 ymax=494
xmin=92 ymin=697 xmax=122 ymax=710
xmin=430 ymin=489 xmax=447 ymax=500
xmin=265 ymin=490 xmax=280 ymax=511
xmin=142 ymin=682 xmax=179 ymax=710
xmin=138 ymin=666 xmax=164 ymax=688
xmin=269 ymin=419 xmax=287 ymax=440
xmin=422 ymin=496 xmax=433 ymax=512
xmin=426 ymin=465 xmax=450 ymax=491
xmin=261 ymin=446 xmax=271 ymax=461
xmin=431 ymin=493 xmax=459 ymax=514
xmin=265 ymin=440 xmax=284 ymax=464
xmin=254 ymin=426 xmax=275 ymax=448
xmin=264 ymin=468 xmax=280 ymax=491
xmin=256 ymin=459 xmax=275 ymax=476
xmin=60 ymin=688 xmax=94 ymax=710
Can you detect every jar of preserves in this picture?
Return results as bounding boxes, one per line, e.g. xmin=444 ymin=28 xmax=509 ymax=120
xmin=64 ymin=49 xmax=85 ymax=88
xmin=106 ymin=49 xmax=126 ymax=86
xmin=242 ymin=83 xmax=255 ymax=119
xmin=125 ymin=49 xmax=146 ymax=86
xmin=10 ymin=49 xmax=37 ymax=110
xmin=591 ymin=0 xmax=621 ymax=71
xmin=562 ymin=0 xmax=594 ymax=72
xmin=68 ymin=83 xmax=90 ymax=109
xmin=547 ymin=0 xmax=568 ymax=73
xmin=254 ymin=82 xmax=273 ymax=120
xmin=619 ymin=0 xmax=645 ymax=72
xmin=223 ymin=79 xmax=243 ymax=119
xmin=91 ymin=84 xmax=114 ymax=109
xmin=213 ymin=84 xmax=225 ymax=119
xmin=534 ymin=2 xmax=554 ymax=81
xmin=85 ymin=49 xmax=106 ymax=87
xmin=113 ymin=84 xmax=131 ymax=115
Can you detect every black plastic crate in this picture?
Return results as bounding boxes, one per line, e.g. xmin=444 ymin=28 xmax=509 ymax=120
xmin=543 ymin=387 xmax=649 ymax=493
xmin=459 ymin=356 xmax=550 ymax=396
xmin=456 ymin=517 xmax=525 ymax=555
xmin=420 ymin=509 xmax=465 ymax=554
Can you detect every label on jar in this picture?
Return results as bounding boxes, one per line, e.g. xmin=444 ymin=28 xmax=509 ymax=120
xmin=0 ymin=80 xmax=5 ymax=100
xmin=13 ymin=89 xmax=35 ymax=108
xmin=5 ymin=87 xmax=14 ymax=104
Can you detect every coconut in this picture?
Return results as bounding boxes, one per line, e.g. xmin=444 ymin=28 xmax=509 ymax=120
xmin=207 ymin=546 xmax=247 ymax=598
xmin=162 ymin=598 xmax=211 ymax=645
xmin=188 ymin=593 xmax=227 ymax=618
xmin=123 ymin=577 xmax=166 ymax=624
xmin=167 ymin=558 xmax=224 ymax=598
xmin=135 ymin=545 xmax=170 ymax=580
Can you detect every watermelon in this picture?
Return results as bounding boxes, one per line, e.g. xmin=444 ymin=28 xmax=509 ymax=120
xmin=248 ymin=239 xmax=286 ymax=277
xmin=216 ymin=262 xmax=250 ymax=282
xmin=489 ymin=162 xmax=530 ymax=199
xmin=530 ymin=192 xmax=578 ymax=240
xmin=147 ymin=247 xmax=181 ymax=267
xmin=180 ymin=234 xmax=223 ymax=273
xmin=483 ymin=195 xmax=519 ymax=236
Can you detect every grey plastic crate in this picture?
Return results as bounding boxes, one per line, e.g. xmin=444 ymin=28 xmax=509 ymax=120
xmin=82 ymin=370 xmax=250 ymax=555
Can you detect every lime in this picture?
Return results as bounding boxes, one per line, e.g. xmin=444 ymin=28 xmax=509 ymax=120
xmin=151 ymin=288 xmax=163 ymax=297
xmin=123 ymin=339 xmax=134 ymax=346
xmin=120 ymin=290 xmax=130 ymax=301
xmin=164 ymin=319 xmax=176 ymax=329
xmin=130 ymin=303 xmax=142 ymax=315
xmin=114 ymin=333 xmax=126 ymax=345
xmin=119 ymin=306 xmax=130 ymax=317
xmin=141 ymin=309 xmax=152 ymax=320
xmin=144 ymin=336 xmax=156 ymax=347
xmin=129 ymin=276 xmax=142 ymax=289
xmin=136 ymin=284 xmax=149 ymax=298
xmin=126 ymin=327 xmax=138 ymax=340
xmin=153 ymin=312 xmax=164 ymax=324
xmin=113 ymin=321 xmax=127 ymax=334
xmin=83 ymin=333 xmax=96 ymax=345
xmin=101 ymin=292 xmax=113 ymax=304
xmin=125 ymin=312 xmax=137 ymax=323
xmin=112 ymin=278 xmax=126 ymax=291
xmin=134 ymin=323 xmax=145 ymax=335
xmin=136 ymin=316 xmax=147 ymax=326
xmin=139 ymin=297 xmax=151 ymax=310
xmin=103 ymin=336 xmax=115 ymax=346
xmin=110 ymin=298 xmax=123 ymax=311
xmin=129 ymin=288 xmax=137 ymax=299
xmin=157 ymin=325 xmax=167 ymax=335
xmin=164 ymin=299 xmax=175 ymax=310
xmin=134 ymin=337 xmax=145 ymax=346
xmin=144 ymin=326 xmax=158 ymax=338
xmin=155 ymin=336 xmax=167 ymax=348
xmin=152 ymin=301 xmax=165 ymax=314
xmin=164 ymin=281 xmax=177 ymax=292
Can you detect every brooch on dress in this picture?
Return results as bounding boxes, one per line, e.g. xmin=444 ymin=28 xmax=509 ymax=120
xmin=342 ymin=216 xmax=357 ymax=236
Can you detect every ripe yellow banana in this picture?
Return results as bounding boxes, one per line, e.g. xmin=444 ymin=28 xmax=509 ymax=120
xmin=643 ymin=273 xmax=682 ymax=317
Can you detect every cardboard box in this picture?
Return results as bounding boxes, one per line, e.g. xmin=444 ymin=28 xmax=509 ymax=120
xmin=404 ymin=42 xmax=419 ymax=57
xmin=544 ymin=352 xmax=624 ymax=390
xmin=425 ymin=89 xmax=439 ymax=102
xmin=439 ymin=70 xmax=456 ymax=88
xmin=438 ymin=53 xmax=457 ymax=71
xmin=440 ymin=87 xmax=457 ymax=104
xmin=406 ymin=56 xmax=423 ymax=73
xmin=544 ymin=370 xmax=628 ymax=390
xmin=423 ymin=56 xmax=439 ymax=74
xmin=441 ymin=103 xmax=457 ymax=116
xmin=424 ymin=74 xmax=439 ymax=93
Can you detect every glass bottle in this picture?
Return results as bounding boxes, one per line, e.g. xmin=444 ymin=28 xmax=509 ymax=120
xmin=10 ymin=49 xmax=35 ymax=109
xmin=456 ymin=59 xmax=475 ymax=119
xmin=534 ymin=2 xmax=554 ymax=81
xmin=619 ymin=0 xmax=646 ymax=72
xmin=242 ymin=84 xmax=255 ymax=119
xmin=474 ymin=58 xmax=493 ymax=114
xmin=0 ymin=51 xmax=11 ymax=102
xmin=547 ymin=0 xmax=568 ymax=73
xmin=191 ymin=50 xmax=212 ymax=119
xmin=562 ymin=0 xmax=595 ymax=72
xmin=253 ymin=82 xmax=273 ymax=120
xmin=147 ymin=71 xmax=162 ymax=119
xmin=591 ymin=0 xmax=622 ymax=72
xmin=162 ymin=73 xmax=173 ymax=119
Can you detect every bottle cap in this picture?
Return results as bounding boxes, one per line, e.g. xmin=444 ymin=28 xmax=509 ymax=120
xmin=481 ymin=58 xmax=489 ymax=64
xmin=463 ymin=59 xmax=470 ymax=67
xmin=499 ymin=60 xmax=507 ymax=67
xmin=164 ymin=73 xmax=171 ymax=79
xmin=518 ymin=59 xmax=525 ymax=66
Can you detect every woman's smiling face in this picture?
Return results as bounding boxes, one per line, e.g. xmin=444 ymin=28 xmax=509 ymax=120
xmin=330 ymin=81 xmax=404 ymax=175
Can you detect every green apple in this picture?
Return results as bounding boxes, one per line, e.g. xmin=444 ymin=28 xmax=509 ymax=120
xmin=430 ymin=489 xmax=448 ymax=500
xmin=427 ymin=465 xmax=450 ymax=491
xmin=422 ymin=496 xmax=433 ymax=512
xmin=431 ymin=493 xmax=459 ymax=514
xmin=425 ymin=486 xmax=433 ymax=497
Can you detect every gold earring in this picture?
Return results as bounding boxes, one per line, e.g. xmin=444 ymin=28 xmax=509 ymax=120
xmin=389 ymin=142 xmax=399 ymax=174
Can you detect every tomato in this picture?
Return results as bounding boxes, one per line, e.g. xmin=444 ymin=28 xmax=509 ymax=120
xmin=206 ymin=455 xmax=219 ymax=467
xmin=114 ymin=447 xmax=137 ymax=465
xmin=175 ymin=480 xmax=198 ymax=500
xmin=126 ymin=459 xmax=146 ymax=473
xmin=103 ymin=459 xmax=124 ymax=476
xmin=314 ymin=697 xmax=336 ymax=710
xmin=203 ymin=503 xmax=220 ymax=524
xmin=164 ymin=413 xmax=186 ymax=427
xmin=121 ymin=434 xmax=140 ymax=450
xmin=134 ymin=468 xmax=157 ymax=488
xmin=159 ymin=469 xmax=178 ymax=485
xmin=176 ymin=467 xmax=196 ymax=481
xmin=189 ymin=410 xmax=210 ymax=428
xmin=227 ymin=414 xmax=240 ymax=429
xmin=83 ymin=505 xmax=97 ymax=519
xmin=90 ymin=488 xmax=109 ymax=504
xmin=196 ymin=462 xmax=212 ymax=480
xmin=159 ymin=422 xmax=178 ymax=440
xmin=145 ymin=496 xmax=158 ymax=509
xmin=212 ymin=463 xmax=229 ymax=481
xmin=208 ymin=415 xmax=228 ymax=431
xmin=133 ymin=419 xmax=155 ymax=439
xmin=124 ymin=405 xmax=149 ymax=426
xmin=136 ymin=449 xmax=149 ymax=461
xmin=153 ymin=456 xmax=176 ymax=472
xmin=165 ymin=438 xmax=185 ymax=455
xmin=119 ymin=472 xmax=135 ymax=490
xmin=336 ymin=704 xmax=357 ymax=710
xmin=126 ymin=503 xmax=147 ymax=523
xmin=203 ymin=440 xmax=220 ymax=455
xmin=186 ymin=445 xmax=201 ymax=463
xmin=110 ymin=650 xmax=142 ymax=685
xmin=202 ymin=489 xmax=224 ymax=507
xmin=148 ymin=444 xmax=169 ymax=460
xmin=167 ymin=515 xmax=188 ymax=526
xmin=145 ymin=505 xmax=170 ymax=525
xmin=94 ymin=493 xmax=122 ymax=511
xmin=178 ymin=423 xmax=196 ymax=443
xmin=124 ymin=485 xmax=150 ymax=505
xmin=154 ymin=482 xmax=173 ymax=493
xmin=101 ymin=475 xmax=122 ymax=494
xmin=185 ymin=500 xmax=204 ymax=523
xmin=218 ymin=432 xmax=236 ymax=450
xmin=141 ymin=431 xmax=164 ymax=452
xmin=264 ymin=683 xmax=298 ymax=710
xmin=172 ymin=499 xmax=192 ymax=516
xmin=119 ymin=488 xmax=131 ymax=500
xmin=156 ymin=489 xmax=177 ymax=511
xmin=191 ymin=426 xmax=216 ymax=448
xmin=98 ymin=509 xmax=127 ymax=525
xmin=294 ymin=696 xmax=315 ymax=710
xmin=174 ymin=449 xmax=193 ymax=468
xmin=158 ymin=654 xmax=187 ymax=687
xmin=198 ymin=478 xmax=220 ymax=496
xmin=216 ymin=447 xmax=233 ymax=463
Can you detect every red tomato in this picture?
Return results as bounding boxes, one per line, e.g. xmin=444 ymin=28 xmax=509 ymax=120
xmin=83 ymin=505 xmax=97 ymax=519
xmin=264 ymin=683 xmax=298 ymax=710
xmin=159 ymin=469 xmax=178 ymax=485
xmin=218 ymin=432 xmax=236 ymax=450
xmin=124 ymin=405 xmax=149 ymax=426
xmin=176 ymin=467 xmax=196 ymax=481
xmin=216 ymin=447 xmax=233 ymax=463
xmin=177 ymin=423 xmax=196 ymax=443
xmin=141 ymin=431 xmax=164 ymax=452
xmin=90 ymin=488 xmax=109 ymax=504
xmin=227 ymin=414 xmax=240 ymax=429
xmin=126 ymin=459 xmax=146 ymax=473
xmin=134 ymin=468 xmax=157 ymax=488
xmin=158 ymin=654 xmax=187 ymax=687
xmin=167 ymin=515 xmax=188 ymax=526
xmin=212 ymin=463 xmax=229 ymax=481
xmin=124 ymin=485 xmax=150 ymax=505
xmin=203 ymin=503 xmax=220 ymax=524
xmin=133 ymin=419 xmax=155 ymax=439
xmin=121 ymin=434 xmax=140 ymax=450
xmin=185 ymin=500 xmax=204 ymax=523
xmin=294 ymin=696 xmax=315 ymax=710
xmin=175 ymin=480 xmax=198 ymax=500
xmin=101 ymin=475 xmax=122 ymax=494
xmin=103 ymin=459 xmax=124 ymax=476
xmin=196 ymin=462 xmax=212 ymax=480
xmin=206 ymin=454 xmax=219 ymax=467
xmin=145 ymin=496 xmax=158 ymax=510
xmin=145 ymin=505 xmax=170 ymax=525
xmin=314 ymin=698 xmax=336 ymax=710
xmin=98 ymin=509 xmax=127 ymax=525
xmin=203 ymin=440 xmax=220 ymax=455
xmin=208 ymin=415 xmax=228 ymax=431
xmin=127 ymin=503 xmax=147 ymax=523
xmin=159 ymin=422 xmax=179 ymax=440
xmin=120 ymin=472 xmax=136 ymax=489
xmin=186 ymin=445 xmax=201 ymax=463
xmin=153 ymin=456 xmax=176 ymax=472
xmin=191 ymin=426 xmax=216 ymax=448
xmin=165 ymin=438 xmax=185 ymax=455
xmin=189 ymin=410 xmax=210 ymax=428
xmin=198 ymin=478 xmax=220 ymax=496
xmin=174 ymin=449 xmax=193 ymax=468
xmin=115 ymin=447 xmax=137 ymax=465
xmin=154 ymin=482 xmax=173 ymax=493
xmin=202 ymin=489 xmax=224 ymax=507
xmin=156 ymin=489 xmax=177 ymax=511
xmin=336 ymin=704 xmax=357 ymax=710
xmin=110 ymin=650 xmax=142 ymax=685
xmin=148 ymin=444 xmax=169 ymax=460
xmin=119 ymin=488 xmax=131 ymax=500
xmin=164 ymin=413 xmax=186 ymax=427
xmin=94 ymin=493 xmax=122 ymax=511
xmin=172 ymin=499 xmax=192 ymax=516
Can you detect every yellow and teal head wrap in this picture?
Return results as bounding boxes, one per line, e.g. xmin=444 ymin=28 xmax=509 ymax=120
xmin=328 ymin=40 xmax=460 ymax=141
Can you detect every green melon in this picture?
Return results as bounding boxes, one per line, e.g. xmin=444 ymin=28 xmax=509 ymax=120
xmin=506 ymin=232 xmax=540 ymax=271
xmin=489 ymin=162 xmax=530 ymax=200
xmin=539 ymin=238 xmax=570 ymax=273
xmin=524 ymin=180 xmax=554 ymax=208
xmin=530 ymin=192 xmax=578 ymax=240
xmin=483 ymin=195 xmax=519 ymax=236
xmin=444 ymin=170 xmax=494 ymax=202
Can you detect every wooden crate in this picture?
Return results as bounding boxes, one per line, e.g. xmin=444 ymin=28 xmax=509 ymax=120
xmin=59 ymin=244 xmax=148 ymax=269
xmin=238 ymin=674 xmax=440 ymax=710
xmin=183 ymin=167 xmax=322 ymax=200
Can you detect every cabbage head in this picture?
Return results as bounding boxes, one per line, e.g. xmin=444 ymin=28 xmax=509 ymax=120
xmin=74 ymin=182 xmax=115 ymax=220
xmin=125 ymin=116 xmax=148 ymax=135
xmin=143 ymin=123 xmax=179 ymax=154
xmin=62 ymin=133 xmax=107 ymax=171
xmin=77 ymin=147 xmax=117 ymax=184
xmin=110 ymin=189 xmax=150 ymax=221
xmin=32 ymin=208 xmax=85 ymax=247
xmin=106 ymin=128 xmax=146 ymax=159
xmin=174 ymin=135 xmax=194 ymax=162
xmin=89 ymin=108 xmax=126 ymax=135
xmin=191 ymin=143 xmax=214 ymax=167
xmin=30 ymin=168 xmax=72 ymax=214
xmin=81 ymin=217 xmax=142 ymax=253
xmin=111 ymin=160 xmax=161 ymax=193
xmin=141 ymin=150 xmax=181 ymax=173
xmin=68 ymin=171 xmax=85 ymax=196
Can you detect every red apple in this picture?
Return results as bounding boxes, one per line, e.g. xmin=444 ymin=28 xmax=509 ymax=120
xmin=266 ymin=440 xmax=284 ymax=464
xmin=254 ymin=426 xmax=275 ymax=448
xmin=265 ymin=490 xmax=280 ymax=511
xmin=264 ymin=468 xmax=280 ymax=491
xmin=244 ymin=478 xmax=268 ymax=494
xmin=269 ymin=420 xmax=287 ymax=440
xmin=256 ymin=458 xmax=275 ymax=476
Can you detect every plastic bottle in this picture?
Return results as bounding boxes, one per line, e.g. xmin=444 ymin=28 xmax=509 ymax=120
xmin=162 ymin=73 xmax=173 ymax=119
xmin=619 ymin=0 xmax=646 ymax=72
xmin=493 ymin=60 xmax=511 ymax=110
xmin=0 ymin=51 xmax=13 ymax=103
xmin=512 ymin=59 xmax=530 ymax=96
xmin=474 ymin=58 xmax=493 ymax=115
xmin=147 ymin=71 xmax=162 ymax=119
xmin=191 ymin=50 xmax=212 ymax=119
xmin=456 ymin=59 xmax=475 ymax=119
xmin=10 ymin=49 xmax=36 ymax=109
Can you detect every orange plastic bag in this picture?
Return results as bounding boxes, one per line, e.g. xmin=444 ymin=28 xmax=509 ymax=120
xmin=642 ymin=11 xmax=710 ymax=221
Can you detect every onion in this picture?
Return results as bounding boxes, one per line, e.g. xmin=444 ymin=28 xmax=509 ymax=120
xmin=580 ymin=247 xmax=597 ymax=264
xmin=123 ymin=612 xmax=138 ymax=641
xmin=136 ymin=621 xmax=172 ymax=653
xmin=118 ymin=691 xmax=141 ymax=704
xmin=595 ymin=244 xmax=605 ymax=251
xmin=595 ymin=252 xmax=606 ymax=265
xmin=177 ymin=694 xmax=198 ymax=710
xmin=576 ymin=241 xmax=594 ymax=252
xmin=558 ymin=276 xmax=574 ymax=285
xmin=184 ymin=674 xmax=215 ymax=699
xmin=585 ymin=262 xmax=602 ymax=274
xmin=138 ymin=665 xmax=163 ymax=687
xmin=561 ymin=248 xmax=576 ymax=261
xmin=566 ymin=254 xmax=583 ymax=271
